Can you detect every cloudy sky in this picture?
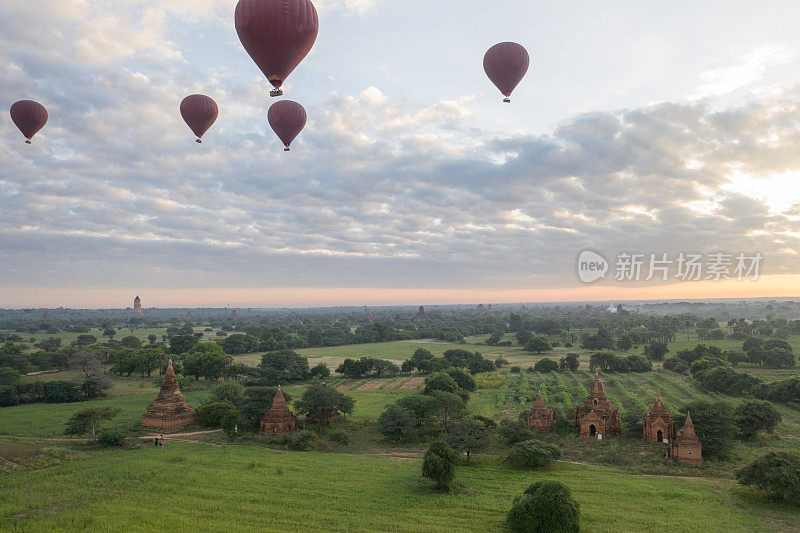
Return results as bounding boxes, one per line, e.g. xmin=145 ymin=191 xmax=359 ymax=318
xmin=3 ymin=0 xmax=800 ymax=308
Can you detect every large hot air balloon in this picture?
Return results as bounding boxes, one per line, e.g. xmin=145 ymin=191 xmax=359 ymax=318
xmin=10 ymin=100 xmax=48 ymax=144
xmin=235 ymin=0 xmax=319 ymax=97
xmin=483 ymin=42 xmax=529 ymax=103
xmin=180 ymin=95 xmax=219 ymax=143
xmin=268 ymin=100 xmax=306 ymax=151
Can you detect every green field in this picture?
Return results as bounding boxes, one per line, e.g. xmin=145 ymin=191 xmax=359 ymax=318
xmin=2 ymin=442 xmax=797 ymax=532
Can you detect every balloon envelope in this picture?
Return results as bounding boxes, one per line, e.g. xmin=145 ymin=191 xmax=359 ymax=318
xmin=180 ymin=95 xmax=218 ymax=141
xmin=235 ymin=0 xmax=319 ymax=90
xmin=10 ymin=100 xmax=48 ymax=142
xmin=268 ymin=100 xmax=306 ymax=150
xmin=483 ymin=42 xmax=529 ymax=99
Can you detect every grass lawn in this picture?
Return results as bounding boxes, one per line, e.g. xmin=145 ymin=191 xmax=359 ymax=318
xmin=2 ymin=442 xmax=797 ymax=532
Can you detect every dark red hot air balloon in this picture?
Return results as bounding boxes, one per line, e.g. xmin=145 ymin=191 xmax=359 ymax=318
xmin=483 ymin=42 xmax=529 ymax=103
xmin=180 ymin=95 xmax=218 ymax=143
xmin=268 ymin=100 xmax=306 ymax=151
xmin=235 ymin=0 xmax=319 ymax=97
xmin=10 ymin=100 xmax=48 ymax=144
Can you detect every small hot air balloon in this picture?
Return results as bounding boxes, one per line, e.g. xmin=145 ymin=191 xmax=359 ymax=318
xmin=10 ymin=100 xmax=48 ymax=144
xmin=268 ymin=100 xmax=306 ymax=151
xmin=483 ymin=42 xmax=529 ymax=103
xmin=235 ymin=0 xmax=319 ymax=97
xmin=180 ymin=95 xmax=219 ymax=143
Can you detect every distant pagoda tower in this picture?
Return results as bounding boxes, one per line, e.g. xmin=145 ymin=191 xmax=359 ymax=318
xmin=260 ymin=386 xmax=297 ymax=435
xmin=476 ymin=303 xmax=485 ymax=315
xmin=670 ymin=412 xmax=703 ymax=464
xmin=525 ymin=392 xmax=554 ymax=433
xmin=42 ymin=309 xmax=51 ymax=320
xmin=142 ymin=360 xmax=195 ymax=431
xmin=413 ymin=306 xmax=427 ymax=322
xmin=133 ymin=295 xmax=142 ymax=314
xmin=231 ymin=308 xmax=239 ymax=319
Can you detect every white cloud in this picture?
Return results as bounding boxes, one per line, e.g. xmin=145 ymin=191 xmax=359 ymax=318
xmin=691 ymin=43 xmax=796 ymax=99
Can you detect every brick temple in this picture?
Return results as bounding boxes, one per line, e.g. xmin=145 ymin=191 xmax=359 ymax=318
xmin=574 ymin=371 xmax=621 ymax=439
xmin=670 ymin=412 xmax=703 ymax=464
xmin=260 ymin=386 xmax=297 ymax=435
xmin=643 ymin=390 xmax=675 ymax=443
xmin=524 ymin=393 xmax=554 ymax=433
xmin=142 ymin=359 xmax=196 ymax=431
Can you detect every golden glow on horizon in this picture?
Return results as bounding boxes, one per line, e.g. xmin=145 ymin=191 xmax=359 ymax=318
xmin=3 ymin=274 xmax=800 ymax=308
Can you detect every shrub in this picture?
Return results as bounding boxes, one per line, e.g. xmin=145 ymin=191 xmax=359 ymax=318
xmin=736 ymin=452 xmax=800 ymax=505
xmin=559 ymin=354 xmax=579 ymax=372
xmin=97 ymin=428 xmax=126 ymax=448
xmin=44 ymin=381 xmax=83 ymax=403
xmin=287 ymin=429 xmax=317 ymax=451
xmin=196 ymin=401 xmax=239 ymax=428
xmin=423 ymin=372 xmax=459 ymax=395
xmin=734 ymin=400 xmax=781 ymax=438
xmin=533 ymin=358 xmax=559 ymax=373
xmin=694 ymin=367 xmax=760 ymax=396
xmin=328 ymin=429 xmax=350 ymax=445
xmin=310 ymin=363 xmax=331 ymax=379
xmin=622 ymin=410 xmax=643 ymax=437
xmin=506 ymin=440 xmax=562 ymax=469
xmin=446 ymin=368 xmax=476 ymax=391
xmin=65 ymin=407 xmax=121 ymax=440
xmin=0 ymin=385 xmax=18 ymax=407
xmin=210 ymin=382 xmax=245 ymax=406
xmin=422 ymin=440 xmax=458 ymax=490
xmin=499 ymin=418 xmax=535 ymax=444
xmin=474 ymin=371 xmax=503 ymax=389
xmin=753 ymin=377 xmax=800 ymax=404
xmin=378 ymin=405 xmax=416 ymax=441
xmin=507 ymin=480 xmax=580 ymax=533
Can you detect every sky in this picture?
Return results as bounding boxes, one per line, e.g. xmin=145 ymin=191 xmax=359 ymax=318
xmin=3 ymin=0 xmax=800 ymax=308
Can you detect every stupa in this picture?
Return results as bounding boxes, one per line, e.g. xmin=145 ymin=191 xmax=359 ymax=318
xmin=142 ymin=359 xmax=195 ymax=431
xmin=260 ymin=386 xmax=297 ymax=435
xmin=573 ymin=371 xmax=621 ymax=439
xmin=670 ymin=412 xmax=703 ymax=464
xmin=524 ymin=393 xmax=554 ymax=433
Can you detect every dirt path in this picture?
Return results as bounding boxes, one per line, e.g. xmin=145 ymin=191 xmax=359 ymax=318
xmin=139 ymin=429 xmax=222 ymax=439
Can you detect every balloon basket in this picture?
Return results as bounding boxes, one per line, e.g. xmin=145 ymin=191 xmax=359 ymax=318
xmin=196 ymin=139 xmax=202 ymax=143
xmin=25 ymin=140 xmax=31 ymax=144
xmin=503 ymin=98 xmax=511 ymax=103
xmin=284 ymin=147 xmax=290 ymax=152
xmin=270 ymin=88 xmax=284 ymax=97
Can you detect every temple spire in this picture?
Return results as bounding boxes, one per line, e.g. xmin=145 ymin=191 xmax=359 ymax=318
xmin=683 ymin=411 xmax=697 ymax=438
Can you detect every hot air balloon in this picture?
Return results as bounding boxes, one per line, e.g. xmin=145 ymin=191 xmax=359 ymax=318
xmin=483 ymin=42 xmax=529 ymax=103
xmin=180 ymin=95 xmax=219 ymax=143
xmin=10 ymin=100 xmax=48 ymax=144
xmin=235 ymin=0 xmax=319 ymax=97
xmin=268 ymin=100 xmax=306 ymax=151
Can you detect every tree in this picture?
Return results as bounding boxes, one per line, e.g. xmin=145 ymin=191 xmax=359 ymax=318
xmin=424 ymin=372 xmax=459 ymax=395
xmin=507 ymin=480 xmax=580 ymax=533
xmin=65 ymin=407 xmax=120 ymax=441
xmin=259 ymin=349 xmax=310 ymax=384
xmin=120 ymin=336 xmax=141 ymax=349
xmin=69 ymin=350 xmax=103 ymax=381
xmin=196 ymin=401 xmax=240 ymax=428
xmin=763 ymin=347 xmax=795 ymax=369
xmin=147 ymin=334 xmax=157 ymax=344
xmin=169 ymin=334 xmax=198 ymax=355
xmin=644 ymin=341 xmax=668 ymax=361
xmin=378 ymin=405 xmax=416 ymax=441
xmin=533 ymin=358 xmax=559 ymax=373
xmin=589 ymin=351 xmax=615 ymax=372
xmin=220 ymin=333 xmax=259 ymax=355
xmin=76 ymin=334 xmax=97 ymax=347
xmin=211 ymin=382 xmax=245 ymax=406
xmin=182 ymin=351 xmax=232 ymax=381
xmin=295 ymin=384 xmax=354 ymax=426
xmin=429 ymin=390 xmax=467 ymax=426
xmin=396 ymin=394 xmax=437 ymax=428
xmin=736 ymin=452 xmax=800 ymax=505
xmin=515 ymin=330 xmax=533 ymax=346
xmin=677 ymin=400 xmax=736 ymax=459
xmin=446 ymin=415 xmax=490 ymax=463
xmin=505 ymin=440 xmax=562 ymax=469
xmin=525 ymin=336 xmax=552 ymax=354
xmin=446 ymin=368 xmax=476 ymax=391
xmin=422 ymin=440 xmax=458 ymax=490
xmin=310 ymin=363 xmax=331 ymax=379
xmin=559 ymin=353 xmax=579 ymax=372
xmin=499 ymin=418 xmax=535 ymax=444
xmin=734 ymin=400 xmax=781 ymax=438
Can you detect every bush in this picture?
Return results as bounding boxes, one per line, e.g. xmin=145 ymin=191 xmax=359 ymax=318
xmin=736 ymin=452 xmax=800 ymax=505
xmin=507 ymin=480 xmax=580 ymax=533
xmin=210 ymin=382 xmax=245 ymax=406
xmin=0 ymin=385 xmax=18 ymax=407
xmin=287 ymin=429 xmax=317 ymax=451
xmin=622 ymin=410 xmax=643 ymax=437
xmin=423 ymin=372 xmax=459 ymax=395
xmin=328 ymin=429 xmax=350 ymax=445
xmin=506 ymin=440 xmax=562 ymax=469
xmin=378 ymin=405 xmax=416 ymax=441
xmin=422 ymin=440 xmax=458 ymax=490
xmin=753 ymin=377 xmax=800 ymax=404
xmin=44 ymin=381 xmax=83 ymax=403
xmin=310 ymin=363 xmax=331 ymax=379
xmin=499 ymin=418 xmax=535 ymax=444
xmin=446 ymin=368 xmax=476 ymax=391
xmin=196 ymin=401 xmax=239 ymax=428
xmin=734 ymin=400 xmax=781 ymax=438
xmin=533 ymin=358 xmax=559 ymax=373
xmin=96 ymin=428 xmax=126 ymax=448
xmin=694 ymin=367 xmax=760 ymax=396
